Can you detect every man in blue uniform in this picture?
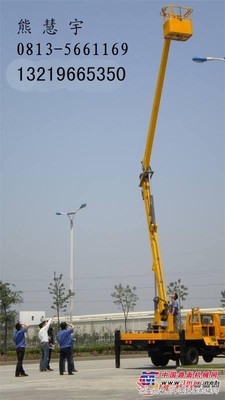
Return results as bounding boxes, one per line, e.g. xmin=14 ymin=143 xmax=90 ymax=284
xmin=13 ymin=322 xmax=29 ymax=377
xmin=57 ymin=321 xmax=76 ymax=375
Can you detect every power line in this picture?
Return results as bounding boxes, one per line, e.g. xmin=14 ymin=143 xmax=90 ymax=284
xmin=2 ymin=268 xmax=224 ymax=283
xmin=21 ymin=281 xmax=224 ymax=293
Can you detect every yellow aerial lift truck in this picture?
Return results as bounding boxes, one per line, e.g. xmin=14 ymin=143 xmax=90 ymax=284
xmin=115 ymin=5 xmax=225 ymax=367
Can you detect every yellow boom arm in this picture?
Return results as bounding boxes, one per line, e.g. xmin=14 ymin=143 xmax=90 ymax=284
xmin=140 ymin=5 xmax=193 ymax=327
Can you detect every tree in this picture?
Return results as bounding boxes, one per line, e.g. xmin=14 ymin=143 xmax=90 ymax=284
xmin=111 ymin=284 xmax=138 ymax=331
xmin=0 ymin=281 xmax=23 ymax=355
xmin=167 ymin=278 xmax=188 ymax=309
xmin=220 ymin=290 xmax=225 ymax=308
xmin=48 ymin=272 xmax=74 ymax=329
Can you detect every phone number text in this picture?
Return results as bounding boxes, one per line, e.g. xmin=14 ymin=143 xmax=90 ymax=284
xmin=18 ymin=66 xmax=126 ymax=82
xmin=17 ymin=42 xmax=128 ymax=57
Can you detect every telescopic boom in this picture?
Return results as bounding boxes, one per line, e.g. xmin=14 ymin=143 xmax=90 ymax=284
xmin=139 ymin=5 xmax=193 ymax=327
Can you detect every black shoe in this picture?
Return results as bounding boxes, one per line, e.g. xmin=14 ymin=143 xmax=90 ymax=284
xmin=68 ymin=372 xmax=74 ymax=375
xmin=47 ymin=368 xmax=54 ymax=371
xmin=60 ymin=373 xmax=64 ymax=375
xmin=73 ymin=369 xmax=78 ymax=372
xmin=21 ymin=373 xmax=28 ymax=376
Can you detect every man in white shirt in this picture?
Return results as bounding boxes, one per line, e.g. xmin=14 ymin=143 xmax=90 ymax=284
xmin=170 ymin=293 xmax=179 ymax=331
xmin=38 ymin=315 xmax=55 ymax=371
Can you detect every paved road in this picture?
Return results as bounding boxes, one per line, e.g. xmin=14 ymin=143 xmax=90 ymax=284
xmin=1 ymin=357 xmax=224 ymax=400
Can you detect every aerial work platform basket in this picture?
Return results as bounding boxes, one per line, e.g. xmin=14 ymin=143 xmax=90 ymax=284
xmin=161 ymin=5 xmax=193 ymax=41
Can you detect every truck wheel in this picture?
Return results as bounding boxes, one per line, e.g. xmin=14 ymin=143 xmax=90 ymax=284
xmin=160 ymin=356 xmax=169 ymax=367
xmin=185 ymin=347 xmax=199 ymax=365
xmin=151 ymin=355 xmax=169 ymax=367
xmin=151 ymin=355 xmax=161 ymax=366
xmin=202 ymin=355 xmax=213 ymax=363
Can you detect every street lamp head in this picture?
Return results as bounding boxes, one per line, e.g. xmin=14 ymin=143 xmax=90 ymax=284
xmin=192 ymin=56 xmax=225 ymax=63
xmin=192 ymin=57 xmax=208 ymax=63
xmin=56 ymin=204 xmax=87 ymax=217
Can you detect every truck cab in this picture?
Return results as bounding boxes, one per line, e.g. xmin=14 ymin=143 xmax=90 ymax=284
xmin=184 ymin=308 xmax=225 ymax=363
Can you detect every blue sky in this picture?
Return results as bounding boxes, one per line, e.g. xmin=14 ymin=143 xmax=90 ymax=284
xmin=1 ymin=0 xmax=224 ymax=317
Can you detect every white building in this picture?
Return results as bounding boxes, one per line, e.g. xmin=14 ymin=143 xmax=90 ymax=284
xmin=19 ymin=308 xmax=223 ymax=335
xmin=19 ymin=311 xmax=46 ymax=326
xmin=59 ymin=308 xmax=223 ymax=335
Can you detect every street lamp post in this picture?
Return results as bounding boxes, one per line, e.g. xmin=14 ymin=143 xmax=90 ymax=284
xmin=192 ymin=56 xmax=225 ymax=63
xmin=56 ymin=203 xmax=87 ymax=322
